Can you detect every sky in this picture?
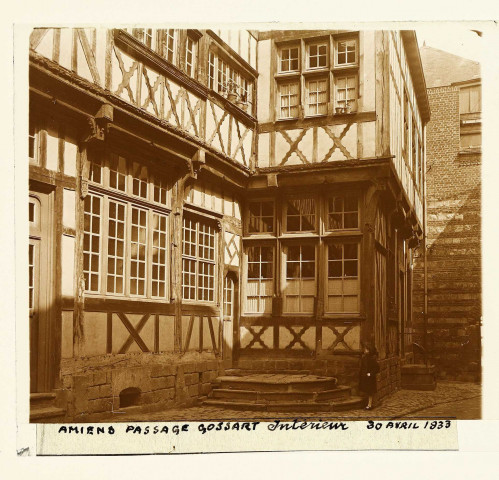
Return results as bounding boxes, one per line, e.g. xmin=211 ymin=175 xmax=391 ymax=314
xmin=416 ymin=24 xmax=483 ymax=63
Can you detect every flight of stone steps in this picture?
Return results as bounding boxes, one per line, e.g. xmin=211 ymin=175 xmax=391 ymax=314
xmin=203 ymin=370 xmax=364 ymax=412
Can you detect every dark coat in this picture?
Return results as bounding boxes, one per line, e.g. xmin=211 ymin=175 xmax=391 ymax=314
xmin=359 ymin=353 xmax=380 ymax=394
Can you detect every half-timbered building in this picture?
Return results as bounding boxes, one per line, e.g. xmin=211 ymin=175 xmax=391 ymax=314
xmin=28 ymin=28 xmax=429 ymax=420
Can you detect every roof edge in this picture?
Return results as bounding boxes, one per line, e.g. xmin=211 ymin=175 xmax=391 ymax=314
xmin=401 ymin=31 xmax=431 ymax=124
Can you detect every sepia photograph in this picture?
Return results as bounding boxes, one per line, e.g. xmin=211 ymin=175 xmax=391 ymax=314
xmin=26 ymin=24 xmax=482 ymax=431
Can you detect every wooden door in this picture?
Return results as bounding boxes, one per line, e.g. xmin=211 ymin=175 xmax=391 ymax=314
xmin=29 ymin=191 xmax=53 ymax=392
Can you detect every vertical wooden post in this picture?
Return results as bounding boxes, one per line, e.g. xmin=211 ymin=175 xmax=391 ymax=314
xmin=375 ymin=30 xmax=391 ymax=158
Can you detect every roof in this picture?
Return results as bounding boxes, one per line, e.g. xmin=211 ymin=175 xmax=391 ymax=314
xmin=419 ymin=45 xmax=481 ymax=88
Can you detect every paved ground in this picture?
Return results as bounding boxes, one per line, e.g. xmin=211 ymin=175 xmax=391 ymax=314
xmin=100 ymin=381 xmax=481 ymax=422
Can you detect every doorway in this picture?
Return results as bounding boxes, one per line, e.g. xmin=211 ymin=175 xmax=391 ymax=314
xmin=29 ymin=189 xmax=54 ymax=393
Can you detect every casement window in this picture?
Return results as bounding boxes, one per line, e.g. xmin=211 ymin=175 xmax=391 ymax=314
xmin=327 ymin=195 xmax=359 ymax=230
xmin=163 ymin=29 xmax=177 ymax=64
xmin=335 ymin=39 xmax=357 ymax=66
xmin=307 ymin=43 xmax=328 ymax=69
xmin=278 ymin=82 xmax=300 ymax=119
xmin=283 ymin=244 xmax=316 ymax=314
xmin=306 ymin=77 xmax=328 ymax=116
xmin=182 ymin=216 xmax=216 ymax=302
xmin=326 ymin=243 xmax=359 ymax=313
xmin=335 ymin=75 xmax=357 ymax=111
xmin=412 ymin=122 xmax=418 ymax=175
xmin=280 ymin=46 xmax=299 ymax=72
xmin=209 ymin=51 xmax=254 ymax=109
xmin=83 ymin=154 xmax=170 ymax=298
xmin=403 ymin=91 xmax=410 ymax=158
xmin=460 ymin=85 xmax=481 ymax=114
xmin=285 ymin=197 xmax=316 ymax=232
xmin=185 ymin=36 xmax=197 ymax=78
xmin=29 ymin=120 xmax=37 ymax=163
xmin=248 ymin=200 xmax=274 ymax=234
xmin=224 ymin=275 xmax=235 ymax=319
xmin=246 ymin=246 xmax=273 ymax=314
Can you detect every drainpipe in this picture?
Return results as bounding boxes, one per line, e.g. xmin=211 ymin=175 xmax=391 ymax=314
xmin=423 ymin=130 xmax=428 ymax=367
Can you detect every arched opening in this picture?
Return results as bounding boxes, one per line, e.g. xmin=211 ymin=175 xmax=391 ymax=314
xmin=119 ymin=387 xmax=141 ymax=408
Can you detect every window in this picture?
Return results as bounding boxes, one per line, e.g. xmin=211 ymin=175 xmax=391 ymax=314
xmin=278 ymin=82 xmax=300 ymax=119
xmin=208 ymin=51 xmax=254 ymax=110
xmin=307 ymin=43 xmax=328 ymax=69
xmin=335 ymin=75 xmax=357 ymax=111
xmin=29 ymin=120 xmax=37 ymax=163
xmin=185 ymin=36 xmax=197 ymax=78
xmin=403 ymin=91 xmax=410 ymax=159
xmin=460 ymin=132 xmax=481 ymax=149
xmin=83 ymin=154 xmax=170 ymax=298
xmin=306 ymin=78 xmax=328 ymax=116
xmin=163 ymin=29 xmax=176 ymax=64
xmin=182 ymin=216 xmax=216 ymax=302
xmin=286 ymin=197 xmax=316 ymax=232
xmin=248 ymin=201 xmax=274 ymax=234
xmin=327 ymin=195 xmax=359 ymax=230
xmin=460 ymin=85 xmax=481 ymax=114
xmin=412 ymin=122 xmax=418 ymax=175
xmin=284 ymin=244 xmax=316 ymax=314
xmin=335 ymin=39 xmax=357 ymax=66
xmin=246 ymin=246 xmax=273 ymax=314
xmin=327 ymin=243 xmax=359 ymax=313
xmin=280 ymin=46 xmax=299 ymax=72
xmin=224 ymin=275 xmax=234 ymax=319
xmin=144 ymin=29 xmax=154 ymax=49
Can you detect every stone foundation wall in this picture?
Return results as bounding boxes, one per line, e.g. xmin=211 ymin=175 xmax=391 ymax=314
xmin=374 ymin=356 xmax=401 ymax=402
xmin=59 ymin=355 xmax=227 ymax=420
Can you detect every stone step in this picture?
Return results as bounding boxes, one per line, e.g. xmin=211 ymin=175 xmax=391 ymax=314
xmin=218 ymin=374 xmax=338 ymax=393
xmin=212 ymin=386 xmax=352 ymax=403
xmin=30 ymin=392 xmax=57 ymax=407
xmin=203 ymin=396 xmax=364 ymax=413
xmin=30 ymin=406 xmax=66 ymax=422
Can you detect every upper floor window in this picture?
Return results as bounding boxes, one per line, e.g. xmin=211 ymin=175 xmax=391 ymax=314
xmin=306 ymin=78 xmax=328 ymax=116
xmin=29 ymin=120 xmax=37 ymax=163
xmin=163 ymin=29 xmax=177 ymax=64
xmin=182 ymin=216 xmax=216 ymax=302
xmin=460 ymin=132 xmax=481 ymax=150
xmin=278 ymin=82 xmax=300 ymax=119
xmin=327 ymin=195 xmax=359 ymax=230
xmin=83 ymin=154 xmax=170 ymax=298
xmin=248 ymin=201 xmax=274 ymax=234
xmin=460 ymin=85 xmax=481 ymax=114
xmin=275 ymin=34 xmax=359 ymax=119
xmin=280 ymin=46 xmax=299 ymax=72
xmin=335 ymin=39 xmax=357 ymax=66
xmin=307 ymin=42 xmax=328 ymax=69
xmin=285 ymin=197 xmax=316 ymax=232
xmin=185 ymin=35 xmax=197 ymax=78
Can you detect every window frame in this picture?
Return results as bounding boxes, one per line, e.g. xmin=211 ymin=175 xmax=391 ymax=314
xmin=334 ymin=74 xmax=358 ymax=112
xmin=246 ymin=199 xmax=275 ymax=235
xmin=283 ymin=195 xmax=318 ymax=234
xmin=279 ymin=44 xmax=300 ymax=73
xmin=334 ymin=38 xmax=358 ymax=67
xmin=277 ymin=80 xmax=301 ymax=120
xmin=181 ymin=214 xmax=218 ymax=304
xmin=306 ymin=41 xmax=329 ymax=70
xmin=244 ymin=243 xmax=274 ymax=315
xmin=305 ymin=76 xmax=329 ymax=117
xmin=83 ymin=152 xmax=171 ymax=300
xmin=326 ymin=194 xmax=360 ymax=231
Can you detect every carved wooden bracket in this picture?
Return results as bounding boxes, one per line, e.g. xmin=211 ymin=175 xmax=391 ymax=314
xmin=188 ymin=149 xmax=206 ymax=180
xmin=84 ymin=104 xmax=114 ymax=144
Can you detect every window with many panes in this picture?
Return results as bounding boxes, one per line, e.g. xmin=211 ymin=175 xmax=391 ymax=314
xmin=182 ymin=216 xmax=216 ymax=302
xmin=335 ymin=75 xmax=357 ymax=111
xmin=278 ymin=82 xmax=300 ymax=119
xmin=307 ymin=43 xmax=328 ymax=69
xmin=224 ymin=275 xmax=234 ymax=319
xmin=248 ymin=201 xmax=274 ymax=234
xmin=83 ymin=154 xmax=170 ymax=298
xmin=335 ymin=39 xmax=357 ymax=66
xmin=327 ymin=243 xmax=359 ymax=313
xmin=284 ymin=244 xmax=316 ymax=314
xmin=208 ymin=51 xmax=254 ymax=109
xmin=276 ymin=34 xmax=359 ymax=119
xmin=306 ymin=78 xmax=328 ymax=116
xmin=280 ymin=46 xmax=299 ymax=72
xmin=327 ymin=195 xmax=359 ymax=230
xmin=403 ymin=91 xmax=410 ymax=159
xmin=285 ymin=197 xmax=316 ymax=232
xmin=246 ymin=245 xmax=273 ymax=314
xmin=185 ymin=36 xmax=197 ymax=78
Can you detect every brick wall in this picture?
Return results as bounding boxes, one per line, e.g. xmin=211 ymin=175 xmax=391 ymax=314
xmin=413 ymin=85 xmax=481 ymax=381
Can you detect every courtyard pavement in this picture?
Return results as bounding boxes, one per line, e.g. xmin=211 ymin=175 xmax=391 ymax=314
xmin=100 ymin=381 xmax=481 ymax=422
